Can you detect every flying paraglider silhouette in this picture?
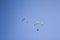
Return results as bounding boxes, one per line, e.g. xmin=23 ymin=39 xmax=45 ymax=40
xmin=34 ymin=20 xmax=44 ymax=31
xmin=21 ymin=17 xmax=28 ymax=23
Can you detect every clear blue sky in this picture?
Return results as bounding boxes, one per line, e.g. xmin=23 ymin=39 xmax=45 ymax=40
xmin=1 ymin=0 xmax=60 ymax=40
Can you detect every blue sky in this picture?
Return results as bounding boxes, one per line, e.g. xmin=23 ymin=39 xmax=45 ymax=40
xmin=1 ymin=0 xmax=60 ymax=40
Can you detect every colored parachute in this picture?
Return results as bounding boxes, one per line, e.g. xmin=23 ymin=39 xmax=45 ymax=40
xmin=21 ymin=18 xmax=26 ymax=22
xmin=21 ymin=17 xmax=28 ymax=23
xmin=34 ymin=21 xmax=44 ymax=27
xmin=34 ymin=20 xmax=44 ymax=31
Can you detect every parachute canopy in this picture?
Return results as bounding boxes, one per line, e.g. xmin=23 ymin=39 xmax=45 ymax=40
xmin=21 ymin=17 xmax=28 ymax=23
xmin=34 ymin=21 xmax=44 ymax=27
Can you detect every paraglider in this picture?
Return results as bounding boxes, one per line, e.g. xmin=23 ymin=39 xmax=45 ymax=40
xmin=21 ymin=18 xmax=26 ymax=22
xmin=34 ymin=20 xmax=44 ymax=26
xmin=34 ymin=20 xmax=44 ymax=31
xmin=21 ymin=17 xmax=28 ymax=23
xmin=34 ymin=21 xmax=41 ymax=26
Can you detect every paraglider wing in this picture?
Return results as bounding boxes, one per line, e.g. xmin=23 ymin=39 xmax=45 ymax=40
xmin=21 ymin=18 xmax=26 ymax=22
